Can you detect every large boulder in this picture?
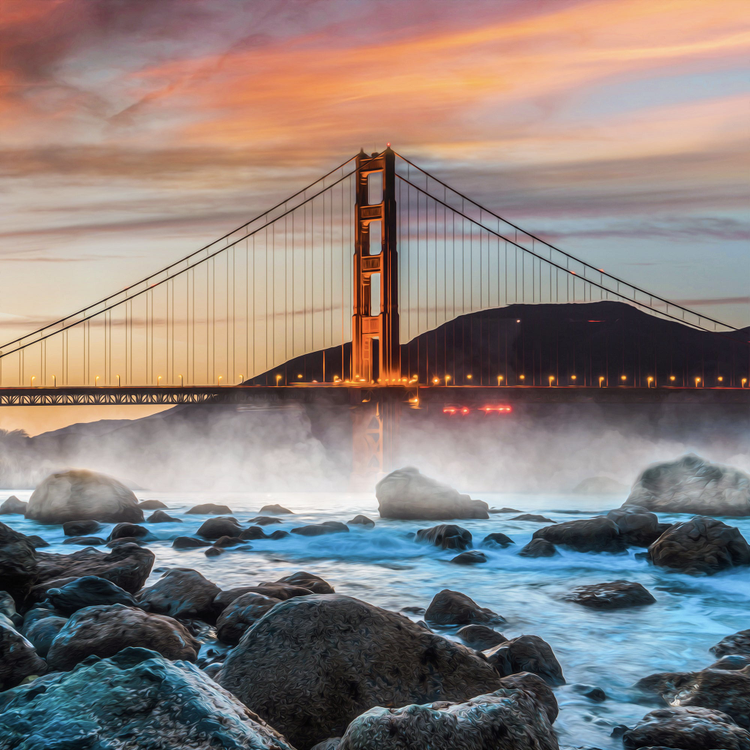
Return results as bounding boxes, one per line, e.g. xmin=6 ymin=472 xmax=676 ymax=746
xmin=0 ymin=522 xmax=38 ymax=605
xmin=532 ymin=516 xmax=626 ymax=554
xmin=518 ymin=538 xmax=557 ymax=557
xmin=44 ymin=575 xmax=137 ymax=615
xmin=217 ymin=594 xmax=502 ymax=749
xmin=648 ymin=515 xmax=750 ymax=575
xmin=424 ymin=589 xmax=505 ymax=628
xmin=197 ymin=516 xmax=242 ymax=540
xmin=139 ymin=568 xmax=221 ymax=623
xmin=21 ymin=608 xmax=67 ymax=657
xmin=416 ymin=524 xmax=472 ymax=550
xmin=484 ymin=635 xmax=565 ymax=686
xmin=0 ymin=496 xmax=27 ymax=515
xmin=0 ymin=616 xmax=47 ymax=690
xmin=606 ymin=506 xmax=665 ymax=547
xmin=46 ymin=603 xmax=199 ymax=671
xmin=563 ymin=580 xmax=656 ymax=609
xmin=0 ymin=647 xmax=297 ymax=750
xmin=63 ymin=519 xmax=102 ymax=537
xmin=216 ymin=592 xmax=281 ymax=645
xmin=376 ymin=467 xmax=489 ymax=520
xmin=26 ymin=469 xmax=143 ymax=524
xmin=626 ymin=453 xmax=750 ymax=516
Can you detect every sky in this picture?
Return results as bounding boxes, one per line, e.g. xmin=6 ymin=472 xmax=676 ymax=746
xmin=1 ymin=0 xmax=749 ymax=434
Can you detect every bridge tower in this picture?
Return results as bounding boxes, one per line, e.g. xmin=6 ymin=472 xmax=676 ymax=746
xmin=352 ymin=148 xmax=400 ymax=383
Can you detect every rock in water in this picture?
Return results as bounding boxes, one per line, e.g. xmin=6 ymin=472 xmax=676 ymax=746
xmin=0 ymin=522 xmax=38 ymax=605
xmin=347 ymin=515 xmax=375 ymax=527
xmin=484 ymin=635 xmax=565 ymax=686
xmin=186 ymin=503 xmax=233 ymax=515
xmin=197 ymin=517 xmax=242 ymax=540
xmin=0 ymin=496 xmax=27 ymax=515
xmin=450 ymin=551 xmax=487 ymax=565
xmin=259 ymin=504 xmax=294 ymax=514
xmin=625 ymin=453 xmax=750 ymax=516
xmin=0 ymin=647 xmax=297 ymax=750
xmin=606 ymin=506 xmax=665 ymax=547
xmin=148 ymin=510 xmax=182 ymax=523
xmin=532 ymin=517 xmax=626 ymax=554
xmin=26 ymin=469 xmax=143 ymax=524
xmin=216 ymin=592 xmax=281 ymax=646
xmin=518 ymin=539 xmax=557 ymax=557
xmin=273 ymin=572 xmax=335 ymax=595
xmin=139 ymin=568 xmax=221 ymax=623
xmin=44 ymin=576 xmax=137 ymax=615
xmin=46 ymin=604 xmax=199 ymax=670
xmin=138 ymin=499 xmax=167 ymax=510
xmin=712 ymin=630 xmax=750 ymax=658
xmin=564 ymin=581 xmax=656 ymax=609
xmin=376 ymin=467 xmax=489 ymax=520
xmin=63 ymin=519 xmax=102 ymax=537
xmin=648 ymin=515 xmax=750 ymax=575
xmin=217 ymin=594 xmax=502 ymax=749
xmin=425 ymin=590 xmax=505 ymax=627
xmin=0 ymin=616 xmax=47 ymax=690
xmin=416 ymin=524 xmax=472 ymax=550
xmin=291 ymin=522 xmax=349 ymax=536
xmin=457 ymin=624 xmax=507 ymax=650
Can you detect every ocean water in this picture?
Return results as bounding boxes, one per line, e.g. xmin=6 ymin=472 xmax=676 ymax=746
xmin=4 ymin=488 xmax=749 ymax=749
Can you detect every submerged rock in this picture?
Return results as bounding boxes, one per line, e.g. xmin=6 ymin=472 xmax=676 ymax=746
xmin=512 ymin=514 xmax=555 ymax=523
xmin=518 ymin=538 xmax=557 ymax=557
xmin=26 ymin=469 xmax=143 ymax=524
xmin=425 ymin=589 xmax=505 ymax=627
xmin=291 ymin=522 xmax=349 ymax=536
xmin=484 ymin=634 xmax=565 ymax=686
xmin=138 ymin=499 xmax=167 ymax=510
xmin=712 ymin=630 xmax=750 ymax=658
xmin=533 ymin=517 xmax=626 ymax=554
xmin=457 ymin=624 xmax=507 ymax=651
xmin=0 ymin=616 xmax=47 ymax=690
xmin=416 ymin=524 xmax=472 ymax=551
xmin=450 ymin=551 xmax=487 ymax=565
xmin=376 ymin=467 xmax=489 ymax=520
xmin=249 ymin=516 xmax=282 ymax=525
xmin=205 ymin=546 xmax=225 ymax=557
xmin=0 ymin=647 xmax=297 ymax=750
xmin=62 ymin=520 xmax=102 ymax=537
xmin=239 ymin=526 xmax=268 ymax=540
xmin=44 ymin=575 xmax=136 ymax=615
xmin=216 ymin=592 xmax=281 ymax=645
xmin=0 ymin=496 xmax=26 ymax=515
xmin=564 ymin=581 xmax=656 ymax=609
xmin=0 ymin=522 xmax=38 ymax=605
xmin=172 ymin=536 xmax=211 ymax=549
xmin=481 ymin=532 xmax=514 ymax=548
xmin=217 ymin=594 xmax=502 ymax=749
xmin=347 ymin=515 xmax=375 ymax=527
xmin=147 ymin=510 xmax=182 ymax=523
xmin=259 ymin=504 xmax=294 ymax=514
xmin=139 ymin=568 xmax=221 ymax=623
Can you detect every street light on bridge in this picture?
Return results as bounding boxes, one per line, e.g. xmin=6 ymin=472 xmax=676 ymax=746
xmin=647 ymin=376 xmax=653 ymax=388
xmin=52 ymin=374 xmax=56 ymax=387
xmin=157 ymin=376 xmax=162 ymax=386
xmin=548 ymin=375 xmax=555 ymax=387
xmin=497 ymin=375 xmax=504 ymax=386
xmin=276 ymin=374 xmax=282 ymax=386
xmin=95 ymin=375 xmax=100 ymax=387
xmin=695 ymin=377 xmax=701 ymax=387
xmin=117 ymin=374 xmax=121 ymax=387
xmin=30 ymin=376 xmax=35 ymax=387
xmin=599 ymin=376 xmax=605 ymax=388
xmin=432 ymin=377 xmax=440 ymax=385
xmin=445 ymin=374 xmax=451 ymax=385
xmin=743 ymin=378 xmax=747 ymax=388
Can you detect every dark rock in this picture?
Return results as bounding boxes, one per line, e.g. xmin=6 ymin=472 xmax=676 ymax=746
xmin=485 ymin=634 xmax=565 ymax=686
xmin=622 ymin=706 xmax=750 ymax=749
xmin=26 ymin=535 xmax=49 ymax=549
xmin=213 ymin=536 xmax=246 ymax=548
xmin=105 ymin=536 xmax=144 ymax=548
xmin=292 ymin=521 xmax=349 ymax=536
xmin=607 ymin=506 xmax=664 ymax=547
xmin=0 ymin=496 xmax=26 ymax=515
xmin=564 ymin=580 xmax=656 ymax=609
xmin=44 ymin=575 xmax=136 ymax=615
xmin=62 ymin=536 xmax=106 ymax=546
xmin=205 ymin=546 xmax=225 ymax=557
xmin=489 ymin=507 xmax=521 ymax=513
xmin=512 ymin=514 xmax=555 ymax=523
xmin=259 ymin=504 xmax=294 ymax=514
xmin=625 ymin=453 xmax=750 ymax=516
xmin=457 ymin=624 xmax=507 ymax=650
xmin=21 ymin=608 xmax=67 ymax=657
xmin=0 ymin=592 xmax=18 ymax=625
xmin=186 ymin=503 xmax=233 ymax=515
xmin=217 ymin=594 xmax=503 ymax=749
xmin=63 ymin=519 xmax=102 ymax=537
xmin=172 ymin=536 xmax=211 ymax=549
xmin=147 ymin=510 xmax=182 ymax=523
xmin=648 ymin=515 xmax=750 ymax=575
xmin=519 ymin=538 xmax=557 ymax=557
xmin=0 ymin=522 xmax=38 ymax=605
xmin=347 ymin=515 xmax=375 ymax=527
xmin=425 ymin=589 xmax=505 ymax=627
xmin=481 ymin=532 xmax=514 ymax=548
xmin=416 ymin=524 xmax=472 ymax=550
xmin=249 ymin=516 xmax=282 ymax=525
xmin=239 ymin=526 xmax=267 ymax=540
xmin=26 ymin=469 xmax=143 ymax=524
xmin=196 ymin=516 xmax=242 ymax=540
xmin=214 ymin=583 xmax=314 ymax=612
xmin=108 ymin=522 xmax=153 ymax=541
xmin=533 ymin=516 xmax=626 ymax=554
xmin=138 ymin=499 xmax=167 ymax=510
xmin=139 ymin=568 xmax=221 ymax=623
xmin=710 ymin=655 xmax=750 ymax=671
xmin=451 ymin=551 xmax=488 ymax=565
xmin=0 ymin=647 xmax=297 ymax=749
xmin=0 ymin=616 xmax=47 ymax=690
xmin=216 ymin=592 xmax=281 ymax=645
xmin=573 ymin=683 xmax=607 ymax=701
xmin=376 ymin=466 xmax=489 ymax=520
xmin=497 ymin=671 xmax=559 ymax=724
xmin=713 ymin=630 xmax=750 ymax=658
xmin=274 ymin=572 xmax=335 ymax=595
xmin=269 ymin=530 xmax=290 ymax=540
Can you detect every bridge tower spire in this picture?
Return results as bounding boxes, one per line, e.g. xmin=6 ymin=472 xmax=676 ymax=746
xmin=352 ymin=147 xmax=400 ymax=383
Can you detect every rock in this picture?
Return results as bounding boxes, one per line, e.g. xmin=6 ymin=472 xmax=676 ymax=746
xmin=533 ymin=517 xmax=626 ymax=554
xmin=197 ymin=516 xmax=242 ymax=540
xmin=213 ymin=536 xmax=246 ymax=548
xmin=572 ymin=476 xmax=628 ymax=495
xmin=606 ymin=506 xmax=664 ymax=547
xmin=564 ymin=581 xmax=656 ymax=609
xmin=269 ymin=530 xmax=290 ymax=540
xmin=249 ymin=516 xmax=282 ymax=525
xmin=336 ymin=684 xmax=558 ymax=750
xmin=0 ymin=647 xmax=297 ymax=749
xmin=218 ymin=594 xmax=503 ymax=749
xmin=259 ymin=504 xmax=294 ymax=514
xmin=648 ymin=516 xmax=750 ymax=575
xmin=21 ymin=608 xmax=67 ymax=657
xmin=416 ymin=524 xmax=472 ymax=551
xmin=497 ymin=671 xmax=559 ymax=723
xmin=216 ymin=592 xmax=281 ymax=645
xmin=512 ymin=514 xmax=555 ymax=523
xmin=573 ymin=683 xmax=607 ymax=702
xmin=45 ymin=603 xmax=199 ymax=671
xmin=347 ymin=515 xmax=375 ymax=527
xmin=292 ymin=522 xmax=349 ymax=536
xmin=186 ymin=503 xmax=233 ymax=515
xmin=214 ymin=584 xmax=313 ymax=611
xmin=172 ymin=536 xmax=211 ymax=549
xmin=451 ymin=551 xmax=488 ymax=565
xmin=138 ymin=499 xmax=167 ymax=510
xmin=425 ymin=589 xmax=505 ymax=627
xmin=108 ymin=522 xmax=153 ymax=541
xmin=105 ymin=537 xmax=144 ymax=548
xmin=239 ymin=526 xmax=268 ymax=540
xmin=147 ymin=510 xmax=182 ymax=523
xmin=481 ymin=532 xmax=514 ymax=548
xmin=713 ymin=630 xmax=750 ymax=658
xmin=0 ymin=592 xmax=19 ymax=625
xmin=205 ymin=547 xmax=225 ymax=557
xmin=484 ymin=634 xmax=565 ymax=686
xmin=625 ymin=454 xmax=750 ymax=516
xmin=26 ymin=535 xmax=49 ymax=549
xmin=62 ymin=536 xmax=105 ymax=546
xmin=62 ymin=519 xmax=102 ymax=537
xmin=44 ymin=575 xmax=137 ymax=615
xmin=139 ymin=568 xmax=221 ymax=623
xmin=519 ymin=539 xmax=557 ymax=557
xmin=0 ymin=616 xmax=47 ymax=690
xmin=377 ymin=467 xmax=489 ymax=520
xmin=274 ymin=572 xmax=335 ymax=595
xmin=457 ymin=624 xmax=507 ymax=650
xmin=0 ymin=496 xmax=26 ymax=515
xmin=622 ymin=706 xmax=750 ymax=750
xmin=710 ymin=655 xmax=750 ymax=671
xmin=0 ymin=522 xmax=39 ymax=605
xmin=26 ymin=469 xmax=143 ymax=524
xmin=489 ymin=507 xmax=521 ymax=513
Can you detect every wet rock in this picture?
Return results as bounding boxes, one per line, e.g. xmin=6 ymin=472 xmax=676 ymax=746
xmin=108 ymin=522 xmax=153 ymax=541
xmin=21 ymin=608 xmax=67 ymax=657
xmin=274 ymin=572 xmax=335 ymax=595
xmin=26 ymin=469 xmax=143 ymax=524
xmin=416 ymin=524 xmax=472 ymax=550
xmin=336 ymin=684 xmax=558 ymax=750
xmin=0 ymin=647 xmax=297 ymax=749
xmin=292 ymin=521 xmax=349 ymax=536
xmin=197 ymin=516 xmax=242 ymax=540
xmin=713 ymin=630 xmax=750 ymax=658
xmin=62 ymin=535 xmax=105 ymax=546
xmin=481 ymin=532 xmax=514 ymax=548
xmin=216 ymin=592 xmax=281 ymax=645
xmin=311 ymin=741 xmax=340 ymax=750
xmin=625 ymin=453 xmax=750 ymax=516
xmin=249 ymin=516 xmax=282 ymax=525
xmin=62 ymin=519 xmax=102 ymax=537
xmin=138 ymin=499 xmax=167 ymax=510
xmin=218 ymin=594 xmax=502 ymax=749
xmin=607 ymin=506 xmax=664 ymax=547
xmin=205 ymin=546 xmax=225 ymax=557
xmin=186 ymin=502 xmax=233 ymax=515
xmin=26 ymin=535 xmax=49 ymax=549
xmin=0 ymin=616 xmax=47 ymax=690
xmin=0 ymin=495 xmax=26 ymax=515
xmin=347 ymin=515 xmax=375 ymax=527
xmin=425 ymin=589 xmax=505 ymax=627
xmin=105 ymin=536 xmax=144 ymax=548
xmin=0 ymin=592 xmax=19 ymax=626
xmin=377 ymin=466 xmax=489 ymax=520
xmin=239 ymin=526 xmax=268 ymax=540
xmin=259 ymin=504 xmax=294 ymax=515
xmin=214 ymin=583 xmax=314 ymax=612
xmin=564 ymin=580 xmax=656 ymax=609
xmin=140 ymin=568 xmax=221 ymax=623
xmin=512 ymin=514 xmax=555 ymax=523
xmin=573 ymin=684 xmax=607 ymax=702
xmin=457 ymin=624 xmax=507 ymax=650
xmin=0 ymin=522 xmax=39 ymax=605
xmin=485 ymin=634 xmax=565 ymax=686
xmin=533 ymin=516 xmax=626 ymax=554
xmin=572 ymin=476 xmax=628 ymax=495
xmin=44 ymin=575 xmax=136 ymax=615
xmin=519 ymin=538 xmax=557 ymax=557
xmin=450 ymin=551 xmax=487 ymax=565
xmin=269 ymin=529 xmax=290 ymax=540
xmin=147 ymin=510 xmax=182 ymax=523
xmin=489 ymin=507 xmax=521 ymax=513
xmin=648 ymin=516 xmax=750 ymax=575
xmin=622 ymin=706 xmax=750 ymax=750
xmin=213 ymin=536 xmax=246 ymax=548
xmin=172 ymin=536 xmax=211 ymax=549
xmin=710 ymin=655 xmax=750 ymax=671
xmin=498 ymin=671 xmax=559 ymax=724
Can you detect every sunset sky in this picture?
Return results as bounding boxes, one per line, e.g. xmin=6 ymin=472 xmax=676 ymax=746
xmin=1 ymin=0 xmax=748 ymax=433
